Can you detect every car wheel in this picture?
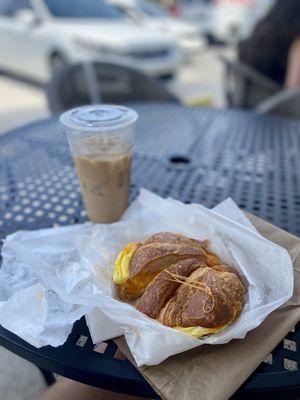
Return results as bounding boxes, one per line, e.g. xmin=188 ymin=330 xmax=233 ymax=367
xmin=50 ymin=53 xmax=67 ymax=74
xmin=205 ymin=33 xmax=215 ymax=45
xmin=158 ymin=73 xmax=175 ymax=81
xmin=205 ymin=33 xmax=225 ymax=46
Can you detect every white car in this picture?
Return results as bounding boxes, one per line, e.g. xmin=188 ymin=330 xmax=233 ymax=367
xmin=109 ymin=0 xmax=205 ymax=56
xmin=183 ymin=0 xmax=274 ymax=44
xmin=0 ymin=0 xmax=180 ymax=83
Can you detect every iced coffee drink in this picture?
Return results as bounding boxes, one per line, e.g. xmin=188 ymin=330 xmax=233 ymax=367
xmin=73 ymin=153 xmax=132 ymax=223
xmin=60 ymin=105 xmax=138 ymax=223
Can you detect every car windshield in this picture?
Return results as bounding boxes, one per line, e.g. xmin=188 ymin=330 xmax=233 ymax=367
xmin=137 ymin=1 xmax=168 ymax=18
xmin=44 ymin=0 xmax=126 ymax=19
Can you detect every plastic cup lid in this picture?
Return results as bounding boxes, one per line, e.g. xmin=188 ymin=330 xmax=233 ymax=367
xmin=60 ymin=104 xmax=138 ymax=133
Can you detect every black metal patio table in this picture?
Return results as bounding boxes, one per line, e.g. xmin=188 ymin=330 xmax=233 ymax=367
xmin=0 ymin=103 xmax=300 ymax=399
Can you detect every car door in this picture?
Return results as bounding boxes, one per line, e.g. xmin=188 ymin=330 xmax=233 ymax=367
xmin=0 ymin=0 xmax=45 ymax=78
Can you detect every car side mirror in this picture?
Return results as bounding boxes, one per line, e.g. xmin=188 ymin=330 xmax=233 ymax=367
xmin=15 ymin=9 xmax=39 ymax=26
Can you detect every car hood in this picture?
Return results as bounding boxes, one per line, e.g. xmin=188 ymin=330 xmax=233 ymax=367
xmin=52 ymin=19 xmax=175 ymax=50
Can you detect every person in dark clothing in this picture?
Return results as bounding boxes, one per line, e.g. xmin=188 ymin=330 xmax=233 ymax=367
xmin=239 ymin=0 xmax=300 ymax=88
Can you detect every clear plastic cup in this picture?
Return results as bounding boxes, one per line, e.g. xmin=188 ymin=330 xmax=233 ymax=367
xmin=60 ymin=104 xmax=138 ymax=223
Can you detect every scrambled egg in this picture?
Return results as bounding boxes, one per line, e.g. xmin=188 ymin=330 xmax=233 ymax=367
xmin=176 ymin=324 xmax=228 ymax=338
xmin=113 ymin=243 xmax=139 ymax=284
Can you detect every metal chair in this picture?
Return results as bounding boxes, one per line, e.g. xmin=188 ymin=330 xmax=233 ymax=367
xmin=219 ymin=55 xmax=281 ymax=109
xmin=255 ymin=88 xmax=300 ymax=119
xmin=46 ymin=62 xmax=179 ymax=113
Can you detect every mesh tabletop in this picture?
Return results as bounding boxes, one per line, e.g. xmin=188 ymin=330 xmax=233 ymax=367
xmin=0 ymin=104 xmax=300 ymax=398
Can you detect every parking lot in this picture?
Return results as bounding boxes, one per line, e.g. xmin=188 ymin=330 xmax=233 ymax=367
xmin=0 ymin=46 xmax=232 ymax=135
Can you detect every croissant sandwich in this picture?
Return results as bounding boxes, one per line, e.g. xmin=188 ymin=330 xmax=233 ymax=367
xmin=113 ymin=232 xmax=247 ymax=338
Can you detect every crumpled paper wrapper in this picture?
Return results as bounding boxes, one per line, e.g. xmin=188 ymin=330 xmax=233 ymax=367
xmin=0 ymin=190 xmax=294 ymax=368
xmin=115 ymin=213 xmax=300 ymax=400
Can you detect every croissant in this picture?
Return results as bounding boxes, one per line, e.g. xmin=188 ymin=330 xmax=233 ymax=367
xmin=113 ymin=232 xmax=246 ymax=338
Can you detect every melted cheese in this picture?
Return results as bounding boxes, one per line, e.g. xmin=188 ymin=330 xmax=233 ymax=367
xmin=176 ymin=324 xmax=229 ymax=338
xmin=113 ymin=243 xmax=139 ymax=284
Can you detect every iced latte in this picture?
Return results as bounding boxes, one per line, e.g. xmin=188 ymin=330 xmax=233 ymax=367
xmin=60 ymin=105 xmax=138 ymax=223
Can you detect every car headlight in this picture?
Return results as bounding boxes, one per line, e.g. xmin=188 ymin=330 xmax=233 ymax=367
xmin=74 ymin=39 xmax=121 ymax=55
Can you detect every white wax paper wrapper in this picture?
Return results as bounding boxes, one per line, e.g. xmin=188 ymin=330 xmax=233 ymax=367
xmin=0 ymin=190 xmax=294 ymax=366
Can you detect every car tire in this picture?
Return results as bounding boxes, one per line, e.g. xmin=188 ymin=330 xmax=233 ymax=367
xmin=50 ymin=53 xmax=68 ymax=74
xmin=205 ymin=33 xmax=225 ymax=46
xmin=205 ymin=33 xmax=215 ymax=45
xmin=158 ymin=73 xmax=175 ymax=81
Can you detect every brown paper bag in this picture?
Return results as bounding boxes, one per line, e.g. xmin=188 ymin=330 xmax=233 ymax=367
xmin=115 ymin=214 xmax=300 ymax=400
